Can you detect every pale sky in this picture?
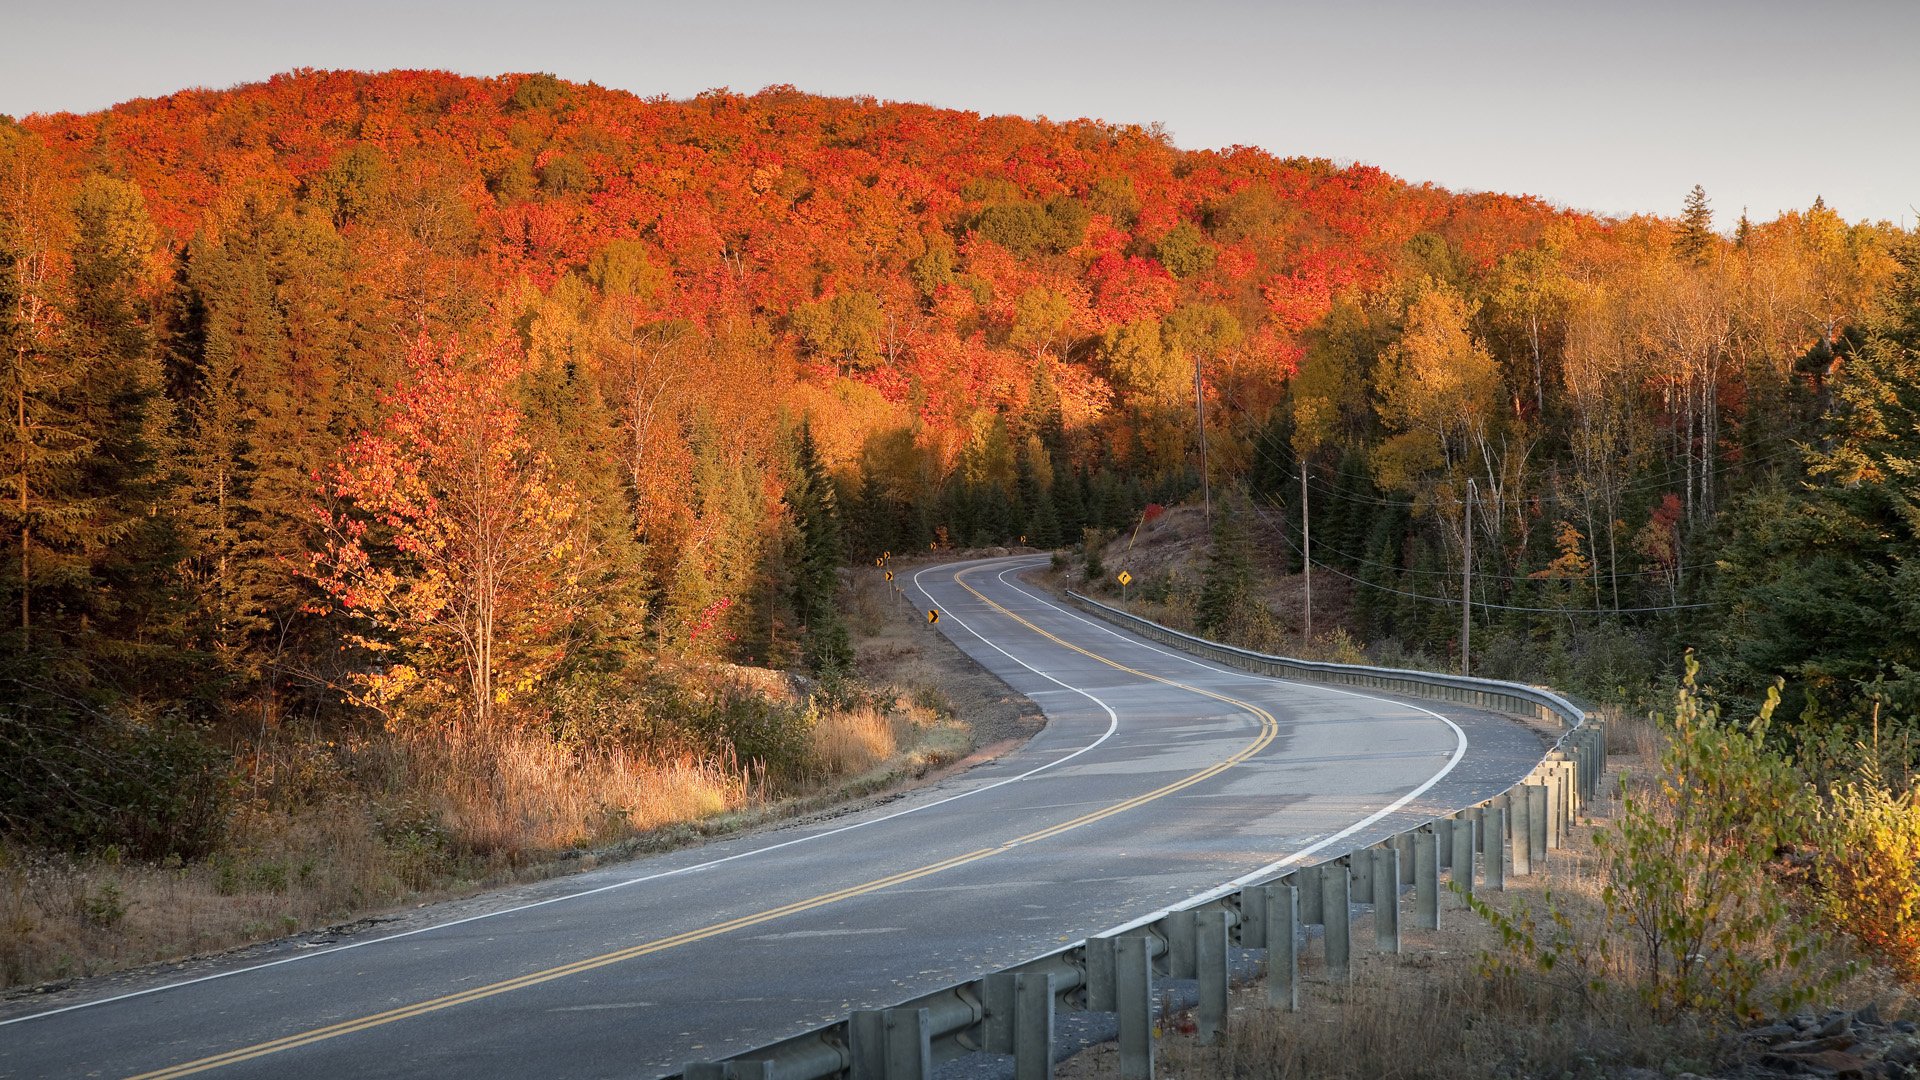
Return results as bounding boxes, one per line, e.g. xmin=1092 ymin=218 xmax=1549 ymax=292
xmin=4 ymin=0 xmax=1916 ymax=227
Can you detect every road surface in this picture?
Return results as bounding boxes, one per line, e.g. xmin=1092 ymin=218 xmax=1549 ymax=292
xmin=0 ymin=555 xmax=1550 ymax=1079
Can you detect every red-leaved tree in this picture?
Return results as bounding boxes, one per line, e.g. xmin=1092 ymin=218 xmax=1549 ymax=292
xmin=310 ymin=335 xmax=584 ymax=732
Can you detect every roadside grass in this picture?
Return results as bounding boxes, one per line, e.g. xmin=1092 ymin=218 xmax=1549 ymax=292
xmin=0 ymin=570 xmax=983 ymax=992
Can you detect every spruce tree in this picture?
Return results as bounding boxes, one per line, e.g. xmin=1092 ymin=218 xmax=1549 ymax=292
xmin=51 ymin=176 xmax=181 ymax=687
xmin=1675 ymin=185 xmax=1715 ymax=265
xmin=790 ymin=424 xmax=849 ymax=674
xmin=1197 ymin=494 xmax=1258 ymax=637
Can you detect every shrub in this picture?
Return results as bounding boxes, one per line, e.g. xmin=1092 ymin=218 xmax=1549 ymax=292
xmin=1817 ymin=767 xmax=1920 ymax=979
xmin=0 ymin=706 xmax=230 ymax=861
xmin=1595 ymin=657 xmax=1832 ymax=1017
xmin=1475 ymin=655 xmax=1841 ymax=1019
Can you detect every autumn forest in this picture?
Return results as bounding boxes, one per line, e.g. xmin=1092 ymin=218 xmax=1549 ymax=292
xmin=2 ymin=71 xmax=1916 ymax=964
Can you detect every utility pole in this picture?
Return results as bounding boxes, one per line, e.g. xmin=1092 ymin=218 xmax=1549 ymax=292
xmin=1194 ymin=354 xmax=1211 ymax=529
xmin=1300 ymin=462 xmax=1312 ymax=644
xmin=1461 ymin=478 xmax=1475 ymax=677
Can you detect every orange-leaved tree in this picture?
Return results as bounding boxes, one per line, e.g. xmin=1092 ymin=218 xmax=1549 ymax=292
xmin=310 ymin=334 xmax=585 ymax=732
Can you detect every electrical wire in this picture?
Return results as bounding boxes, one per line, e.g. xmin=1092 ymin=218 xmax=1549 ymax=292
xmin=1257 ymin=512 xmax=1720 ymax=615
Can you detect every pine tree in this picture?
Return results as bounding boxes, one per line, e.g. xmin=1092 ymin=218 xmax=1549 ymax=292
xmin=1675 ymin=185 xmax=1715 ymax=266
xmin=1197 ymin=494 xmax=1258 ymax=637
xmin=37 ymin=176 xmax=181 ymax=688
xmin=0 ymin=141 xmax=86 ymax=665
xmin=790 ymin=424 xmax=849 ymax=674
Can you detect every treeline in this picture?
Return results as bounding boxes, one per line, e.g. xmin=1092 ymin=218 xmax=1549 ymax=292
xmin=1230 ymin=189 xmax=1912 ymax=730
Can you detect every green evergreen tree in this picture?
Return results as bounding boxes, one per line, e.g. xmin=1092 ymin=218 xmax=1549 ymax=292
xmin=1197 ymin=494 xmax=1259 ymax=638
xmin=790 ymin=424 xmax=849 ymax=675
xmin=1675 ymin=185 xmax=1715 ymax=266
xmin=51 ymin=176 xmax=181 ymax=687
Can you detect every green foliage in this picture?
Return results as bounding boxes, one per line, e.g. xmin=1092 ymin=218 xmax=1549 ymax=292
xmin=1154 ymin=223 xmax=1216 ymax=279
xmin=539 ymin=154 xmax=593 ymax=196
xmin=1082 ymin=527 xmax=1108 ymax=583
xmin=909 ymin=239 xmax=954 ymax=297
xmin=1085 ymin=175 xmax=1140 ymax=227
xmin=507 ymin=73 xmax=568 ymax=113
xmin=970 ymin=196 xmax=1087 ymax=259
xmin=790 ymin=425 xmax=850 ymax=676
xmin=588 ymin=239 xmax=665 ymax=301
xmin=1593 ymin=659 xmax=1829 ymax=1017
xmin=1475 ymin=658 xmax=1843 ymax=1020
xmin=1204 ymin=184 xmax=1292 ymax=243
xmin=1675 ymin=185 xmax=1714 ymax=265
xmin=791 ymin=291 xmax=884 ymax=369
xmin=1197 ymin=496 xmax=1261 ymax=637
xmin=1712 ymin=236 xmax=1920 ymax=727
xmin=307 ymin=146 xmax=387 ymax=226
xmin=0 ymin=706 xmax=230 ymax=860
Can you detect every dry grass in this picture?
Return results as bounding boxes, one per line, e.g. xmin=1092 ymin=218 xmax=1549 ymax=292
xmin=810 ymin=704 xmax=900 ymax=779
xmin=2 ymin=574 xmax=992 ymax=993
xmin=388 ymin=730 xmax=746 ymax=857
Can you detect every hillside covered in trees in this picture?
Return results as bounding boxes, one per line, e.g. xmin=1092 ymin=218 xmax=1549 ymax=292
xmin=0 ymin=69 xmax=1911 ymax=879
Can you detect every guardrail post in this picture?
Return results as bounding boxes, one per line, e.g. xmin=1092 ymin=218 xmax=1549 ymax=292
xmin=1450 ymin=812 xmax=1476 ymax=904
xmin=683 ymin=1064 xmax=725 ymax=1080
xmin=1372 ymin=845 xmax=1400 ymax=953
xmin=1117 ymin=936 xmax=1155 ymax=1080
xmin=1197 ymin=909 xmax=1229 ymax=1044
xmin=1263 ymin=883 xmax=1298 ymax=1012
xmin=1084 ymin=935 xmax=1116 ymax=1012
xmin=729 ymin=1064 xmax=773 ymax=1080
xmin=885 ymin=1008 xmax=931 ymax=1080
xmin=1350 ymin=849 xmax=1373 ymax=904
xmin=1397 ymin=832 xmax=1415 ymax=886
xmin=849 ymin=1011 xmax=886 ymax=1080
xmin=1238 ymin=886 xmax=1266 ymax=949
xmin=1014 ymin=972 xmax=1054 ymax=1080
xmin=1435 ymin=815 xmax=1453 ymax=871
xmin=1484 ymin=805 xmax=1506 ymax=891
xmin=1414 ymin=825 xmax=1440 ymax=930
xmin=1545 ymin=766 xmax=1565 ymax=848
xmin=1296 ymin=865 xmax=1324 ymax=925
xmin=1511 ymin=788 xmax=1532 ymax=875
xmin=1166 ymin=908 xmax=1196 ymax=979
xmin=1322 ymin=857 xmax=1351 ymax=981
xmin=1528 ymin=784 xmax=1549 ymax=865
xmin=984 ymin=973 xmax=1016 ymax=1053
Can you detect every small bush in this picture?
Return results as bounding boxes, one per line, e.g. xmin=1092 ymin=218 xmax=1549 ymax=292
xmin=1817 ymin=769 xmax=1920 ymax=979
xmin=1477 ymin=655 xmax=1842 ymax=1019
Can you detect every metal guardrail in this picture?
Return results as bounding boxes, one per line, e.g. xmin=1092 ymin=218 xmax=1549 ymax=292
xmin=673 ymin=593 xmax=1606 ymax=1080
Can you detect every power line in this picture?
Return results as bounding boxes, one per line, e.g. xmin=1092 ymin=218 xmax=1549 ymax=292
xmin=1251 ymin=502 xmax=1717 ymax=584
xmin=1254 ymin=508 xmax=1719 ymax=616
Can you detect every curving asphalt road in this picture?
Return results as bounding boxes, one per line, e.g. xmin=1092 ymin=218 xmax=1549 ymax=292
xmin=0 ymin=555 xmax=1549 ymax=1079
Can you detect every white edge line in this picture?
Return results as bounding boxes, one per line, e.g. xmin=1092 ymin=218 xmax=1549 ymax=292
xmin=979 ymin=556 xmax=1471 ymax=945
xmin=0 ymin=560 xmax=1121 ymax=1029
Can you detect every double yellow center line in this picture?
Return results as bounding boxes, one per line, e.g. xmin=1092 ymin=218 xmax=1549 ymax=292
xmin=129 ymin=565 xmax=1278 ymax=1079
